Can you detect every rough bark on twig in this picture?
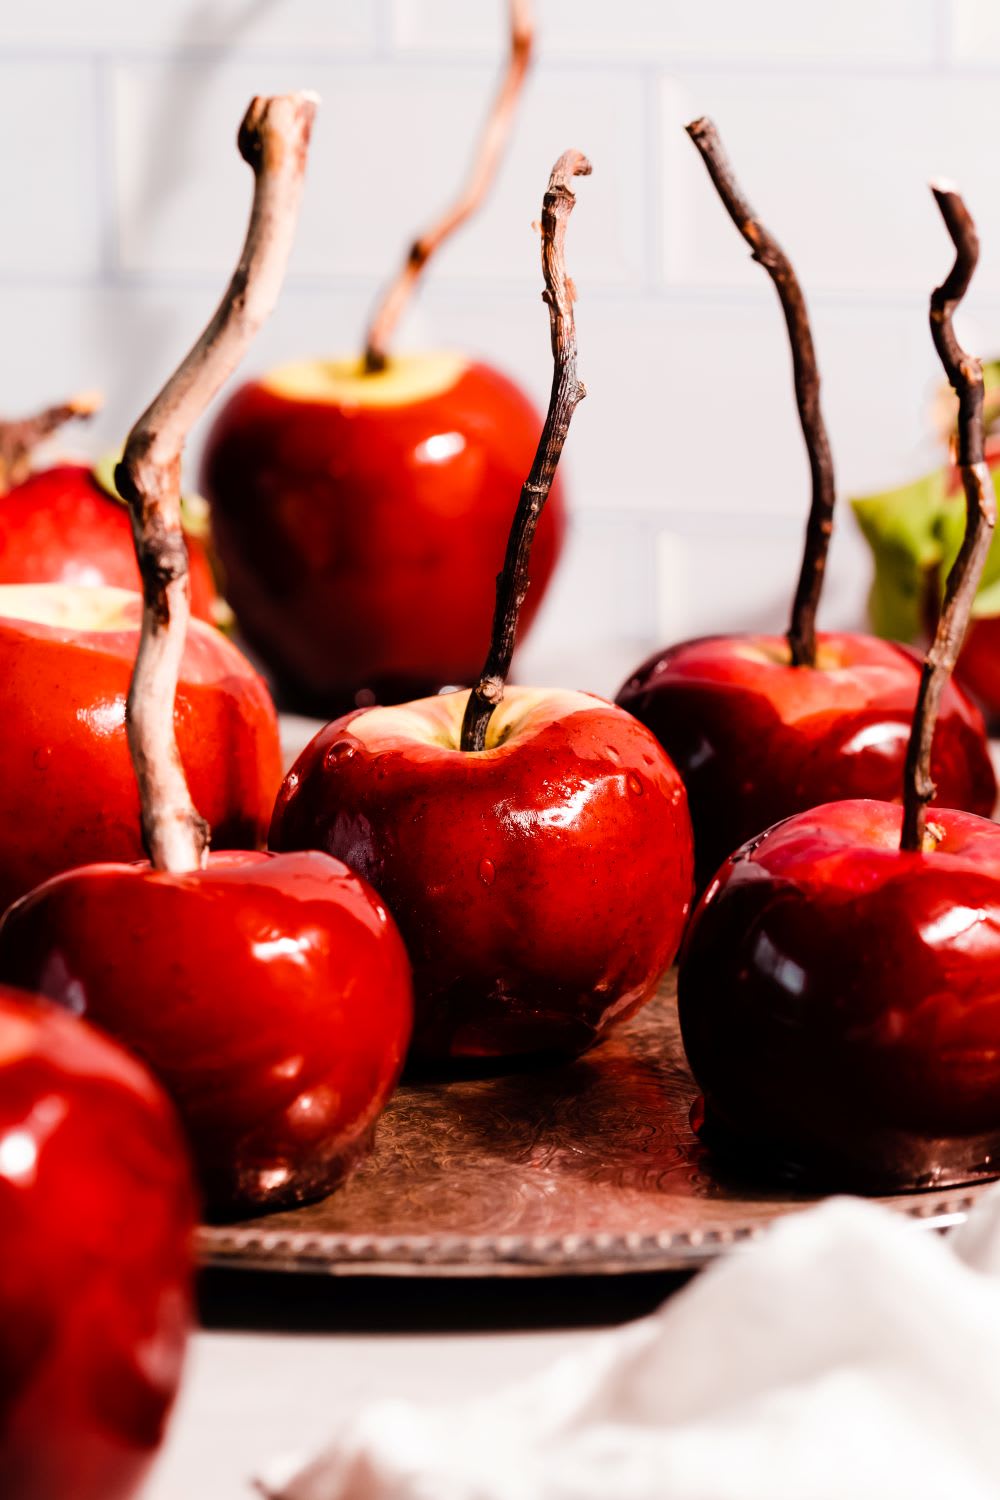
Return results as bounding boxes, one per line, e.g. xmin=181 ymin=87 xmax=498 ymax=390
xmin=116 ymin=92 xmax=317 ymax=872
xmin=686 ymin=116 xmax=835 ymax=668
xmin=0 ymin=390 xmax=102 ymax=493
xmin=901 ymin=183 xmax=994 ymax=852
xmin=460 ymin=148 xmax=590 ymax=753
xmin=362 ymin=0 xmax=534 ymax=373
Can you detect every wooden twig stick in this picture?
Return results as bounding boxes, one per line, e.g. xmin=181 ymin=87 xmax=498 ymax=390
xmin=901 ymin=183 xmax=994 ymax=852
xmin=0 ymin=390 xmax=102 ymax=493
xmin=362 ymin=0 xmax=534 ymax=373
xmin=460 ymin=149 xmax=590 ymax=752
xmin=686 ymin=116 xmax=835 ymax=668
xmin=116 ymin=92 xmax=317 ymax=873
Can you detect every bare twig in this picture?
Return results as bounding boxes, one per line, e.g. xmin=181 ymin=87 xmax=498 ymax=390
xmin=901 ymin=183 xmax=994 ymax=852
xmin=0 ymin=390 xmax=102 ymax=493
xmin=362 ymin=0 xmax=534 ymax=373
xmin=686 ymin=116 xmax=835 ymax=668
xmin=460 ymin=149 xmax=590 ymax=752
xmin=116 ymin=92 xmax=317 ymax=872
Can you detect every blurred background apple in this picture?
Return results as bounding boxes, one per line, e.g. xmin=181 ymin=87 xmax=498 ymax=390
xmin=12 ymin=4 xmax=998 ymax=710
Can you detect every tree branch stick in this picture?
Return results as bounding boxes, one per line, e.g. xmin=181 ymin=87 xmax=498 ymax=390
xmin=0 ymin=390 xmax=102 ymax=493
xmin=115 ymin=92 xmax=317 ymax=873
xmin=901 ymin=183 xmax=994 ymax=852
xmin=362 ymin=0 xmax=534 ymax=373
xmin=460 ymin=148 xmax=590 ymax=753
xmin=686 ymin=116 xmax=835 ymax=668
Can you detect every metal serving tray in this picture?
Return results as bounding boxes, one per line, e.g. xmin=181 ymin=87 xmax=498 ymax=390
xmin=197 ymin=974 xmax=990 ymax=1277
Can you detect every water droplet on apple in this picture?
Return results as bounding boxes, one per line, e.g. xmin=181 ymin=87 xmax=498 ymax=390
xmin=478 ymin=857 xmax=496 ymax=886
xmin=324 ymin=741 xmax=355 ymax=769
xmin=606 ymin=746 xmax=621 ymax=763
xmin=355 ymin=687 xmax=377 ymax=708
xmin=32 ymin=746 xmax=51 ymax=771
xmin=627 ymin=773 xmax=643 ymax=796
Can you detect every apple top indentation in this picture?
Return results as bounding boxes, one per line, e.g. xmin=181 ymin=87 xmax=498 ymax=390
xmin=263 ymin=352 xmax=468 ymax=410
xmin=343 ymin=685 xmax=605 ymax=756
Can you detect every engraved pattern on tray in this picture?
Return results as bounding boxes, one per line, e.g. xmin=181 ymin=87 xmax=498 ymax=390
xmin=198 ymin=973 xmax=990 ymax=1276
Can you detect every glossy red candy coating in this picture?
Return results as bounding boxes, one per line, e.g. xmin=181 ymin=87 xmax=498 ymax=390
xmin=201 ymin=362 xmax=566 ymax=714
xmin=616 ymin=631 xmax=996 ymax=890
xmin=0 ymin=985 xmax=194 ymax=1500
xmin=923 ymin=443 xmax=1000 ymax=727
xmin=678 ymin=799 xmax=1000 ymax=1191
xmin=270 ymin=689 xmax=694 ymax=1062
xmin=0 ymin=594 xmax=282 ymax=911
xmin=953 ymin=616 xmax=1000 ymax=729
xmin=0 ymin=463 xmax=217 ymax=623
xmin=0 ymin=850 xmax=414 ymax=1217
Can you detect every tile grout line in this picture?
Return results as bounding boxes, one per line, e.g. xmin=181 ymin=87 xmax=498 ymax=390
xmin=640 ymin=63 xmax=664 ymax=295
xmin=92 ymin=52 xmax=120 ymax=286
xmin=934 ymin=0 xmax=955 ymax=70
xmin=0 ymin=45 xmax=987 ymax=79
xmin=372 ymin=0 xmax=394 ymax=59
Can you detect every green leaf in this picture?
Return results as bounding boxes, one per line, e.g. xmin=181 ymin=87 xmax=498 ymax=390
xmin=850 ymin=469 xmax=949 ymax=642
xmin=851 ymin=461 xmax=1000 ymax=637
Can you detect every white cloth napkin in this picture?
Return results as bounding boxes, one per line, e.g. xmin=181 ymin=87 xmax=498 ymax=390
xmin=259 ymin=1189 xmax=1000 ymax=1500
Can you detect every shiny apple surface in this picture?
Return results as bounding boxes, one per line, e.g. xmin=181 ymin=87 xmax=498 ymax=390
xmin=201 ymin=355 xmax=566 ymax=713
xmin=0 ymin=985 xmax=194 ymax=1500
xmin=0 ymin=584 xmax=281 ymax=911
xmin=0 ymin=463 xmax=217 ymax=623
xmin=270 ymin=687 xmax=694 ymax=1063
xmin=678 ymin=798 xmax=1000 ymax=1191
xmin=0 ymin=850 xmax=414 ymax=1218
xmin=946 ymin=451 xmax=1000 ymax=726
xmin=953 ymin=616 xmax=1000 ymax=727
xmin=617 ymin=631 xmax=996 ymax=889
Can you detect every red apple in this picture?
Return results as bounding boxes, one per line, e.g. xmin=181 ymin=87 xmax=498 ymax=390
xmin=0 ymin=462 xmax=219 ymax=624
xmin=952 ymin=616 xmax=1000 ymax=722
xmin=0 ymin=90 xmax=403 ymax=1220
xmin=678 ymin=798 xmax=1000 ymax=1191
xmin=0 ymin=850 xmax=414 ymax=1216
xmin=616 ymin=630 xmax=996 ymax=890
xmin=0 ymin=984 xmax=194 ymax=1500
xmin=200 ymin=354 xmax=566 ymax=713
xmin=0 ymin=583 xmax=282 ymax=912
xmin=269 ymin=687 xmax=694 ymax=1062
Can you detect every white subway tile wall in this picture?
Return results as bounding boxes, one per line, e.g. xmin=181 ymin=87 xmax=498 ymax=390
xmin=0 ymin=0 xmax=992 ymax=691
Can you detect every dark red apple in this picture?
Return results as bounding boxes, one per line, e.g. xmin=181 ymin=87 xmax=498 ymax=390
xmin=270 ymin=687 xmax=693 ymax=1062
xmin=0 ymin=850 xmax=413 ymax=1216
xmin=0 ymin=90 xmax=411 ymax=1220
xmin=0 ymin=984 xmax=194 ymax=1500
xmin=0 ymin=583 xmax=282 ymax=912
xmin=678 ymin=799 xmax=1000 ymax=1191
xmin=200 ymin=355 xmax=565 ymax=713
xmin=921 ymin=447 xmax=1000 ymax=725
xmin=629 ymin=122 xmax=1000 ymax=892
xmin=0 ymin=462 xmax=219 ymax=624
xmin=616 ymin=630 xmax=996 ymax=890
xmin=952 ymin=616 xmax=1000 ymax=721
